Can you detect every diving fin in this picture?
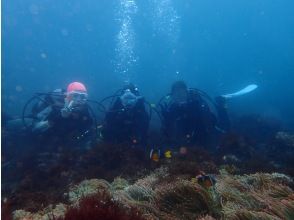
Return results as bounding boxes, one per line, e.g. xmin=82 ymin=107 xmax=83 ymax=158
xmin=222 ymin=84 xmax=258 ymax=99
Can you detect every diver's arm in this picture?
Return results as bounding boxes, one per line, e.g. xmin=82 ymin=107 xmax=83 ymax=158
xmin=32 ymin=120 xmax=50 ymax=133
xmin=31 ymin=106 xmax=53 ymax=133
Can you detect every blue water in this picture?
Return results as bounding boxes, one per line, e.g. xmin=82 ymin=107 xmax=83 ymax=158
xmin=2 ymin=0 xmax=294 ymax=127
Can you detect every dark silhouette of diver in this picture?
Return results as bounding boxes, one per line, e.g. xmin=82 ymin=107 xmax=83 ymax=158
xmin=159 ymin=80 xmax=230 ymax=148
xmin=101 ymin=83 xmax=149 ymax=146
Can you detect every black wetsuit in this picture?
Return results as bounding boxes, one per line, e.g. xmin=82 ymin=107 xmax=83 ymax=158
xmin=32 ymin=90 xmax=93 ymax=146
xmin=160 ymin=89 xmax=229 ymax=147
xmin=102 ymin=95 xmax=149 ymax=145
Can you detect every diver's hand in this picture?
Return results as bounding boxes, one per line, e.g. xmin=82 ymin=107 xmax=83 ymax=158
xmin=61 ymin=100 xmax=75 ymax=118
xmin=61 ymin=107 xmax=72 ymax=118
xmin=32 ymin=120 xmax=50 ymax=133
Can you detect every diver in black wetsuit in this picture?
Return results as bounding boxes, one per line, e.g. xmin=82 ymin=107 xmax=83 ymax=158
xmin=31 ymin=82 xmax=94 ymax=145
xmin=159 ymin=81 xmax=230 ymax=148
xmin=101 ymin=83 xmax=149 ymax=145
xmin=2 ymin=82 xmax=95 ymax=176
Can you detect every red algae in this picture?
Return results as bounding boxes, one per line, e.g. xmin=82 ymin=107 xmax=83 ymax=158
xmin=60 ymin=192 xmax=145 ymax=220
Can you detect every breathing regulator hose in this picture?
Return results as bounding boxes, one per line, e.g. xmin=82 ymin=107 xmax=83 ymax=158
xmin=22 ymin=94 xmax=51 ymax=130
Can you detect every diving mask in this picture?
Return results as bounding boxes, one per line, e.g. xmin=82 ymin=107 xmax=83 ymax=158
xmin=67 ymin=91 xmax=88 ymax=102
xmin=120 ymin=89 xmax=139 ymax=109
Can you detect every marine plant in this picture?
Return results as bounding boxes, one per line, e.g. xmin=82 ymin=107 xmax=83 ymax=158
xmin=153 ymin=179 xmax=215 ymax=219
xmin=216 ymin=171 xmax=294 ymax=220
xmin=2 ymin=198 xmax=13 ymax=220
xmin=275 ymin=132 xmax=294 ymax=145
xmin=111 ymin=177 xmax=129 ymax=190
xmin=13 ymin=203 xmax=67 ymax=220
xmin=61 ymin=191 xmax=144 ymax=220
xmin=68 ymin=179 xmax=111 ymax=203
xmin=10 ymin=165 xmax=294 ymax=220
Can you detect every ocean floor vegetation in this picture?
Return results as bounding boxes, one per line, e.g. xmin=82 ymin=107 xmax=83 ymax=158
xmin=2 ymin=129 xmax=294 ymax=219
xmin=8 ymin=167 xmax=294 ymax=220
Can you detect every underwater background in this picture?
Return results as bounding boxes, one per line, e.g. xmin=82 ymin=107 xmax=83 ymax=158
xmin=2 ymin=0 xmax=294 ymax=127
xmin=2 ymin=0 xmax=294 ymax=220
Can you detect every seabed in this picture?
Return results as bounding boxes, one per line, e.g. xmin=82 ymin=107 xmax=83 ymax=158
xmin=2 ymin=131 xmax=294 ymax=220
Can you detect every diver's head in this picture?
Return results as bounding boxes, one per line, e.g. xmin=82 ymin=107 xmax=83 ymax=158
xmin=171 ymin=81 xmax=188 ymax=103
xmin=65 ymin=82 xmax=88 ymax=107
xmin=122 ymin=83 xmax=139 ymax=96
xmin=120 ymin=83 xmax=141 ymax=109
xmin=120 ymin=90 xmax=137 ymax=109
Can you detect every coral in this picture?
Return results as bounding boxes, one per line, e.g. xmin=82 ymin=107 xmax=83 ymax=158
xmin=9 ymin=163 xmax=294 ymax=220
xmin=111 ymin=167 xmax=220 ymax=219
xmin=216 ymin=172 xmax=294 ymax=220
xmin=3 ymin=140 xmax=151 ymax=214
xmin=13 ymin=210 xmax=36 ymax=220
xmin=111 ymin=177 xmax=129 ymax=190
xmin=2 ymin=198 xmax=13 ymax=220
xmin=197 ymin=215 xmax=216 ymax=220
xmin=61 ymin=192 xmax=145 ymax=220
xmin=134 ymin=166 xmax=169 ymax=189
xmin=232 ymin=210 xmax=280 ymax=220
xmin=124 ymin=185 xmax=154 ymax=202
xmin=117 ymin=168 xmax=169 ymax=208
xmin=154 ymin=179 xmax=214 ymax=219
xmin=5 ymin=112 xmax=294 ymax=220
xmin=13 ymin=203 xmax=67 ymax=220
xmin=8 ymin=188 xmax=67 ymax=214
xmin=219 ymin=164 xmax=239 ymax=175
xmin=111 ymin=167 xmax=170 ymax=219
xmin=68 ymin=179 xmax=111 ymax=203
xmin=47 ymin=204 xmax=67 ymax=219
xmin=275 ymin=132 xmax=294 ymax=147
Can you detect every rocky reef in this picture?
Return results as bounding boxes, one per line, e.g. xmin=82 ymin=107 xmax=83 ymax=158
xmin=275 ymin=132 xmax=294 ymax=147
xmin=2 ymin=130 xmax=294 ymax=220
xmin=10 ymin=167 xmax=294 ymax=220
xmin=216 ymin=171 xmax=294 ymax=219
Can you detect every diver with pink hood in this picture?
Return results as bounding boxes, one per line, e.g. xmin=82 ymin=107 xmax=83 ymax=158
xmin=31 ymin=81 xmax=94 ymax=143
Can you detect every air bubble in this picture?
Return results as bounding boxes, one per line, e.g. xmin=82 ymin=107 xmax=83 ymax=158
xmin=40 ymin=53 xmax=47 ymax=59
xmin=15 ymin=86 xmax=23 ymax=92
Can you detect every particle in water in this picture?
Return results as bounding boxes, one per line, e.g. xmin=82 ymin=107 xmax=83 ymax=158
xmin=258 ymin=70 xmax=263 ymax=75
xmin=15 ymin=86 xmax=23 ymax=92
xmin=40 ymin=53 xmax=47 ymax=59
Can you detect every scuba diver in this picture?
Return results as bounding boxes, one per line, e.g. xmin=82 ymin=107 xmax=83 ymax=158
xmin=29 ymin=81 xmax=94 ymax=145
xmin=159 ymin=80 xmax=230 ymax=148
xmin=2 ymin=82 xmax=95 ymax=175
xmin=101 ymin=83 xmax=149 ymax=145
